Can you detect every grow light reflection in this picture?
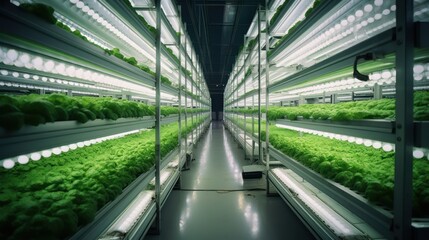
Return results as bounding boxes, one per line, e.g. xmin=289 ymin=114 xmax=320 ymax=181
xmin=41 ymin=150 xmax=52 ymax=158
xmin=0 ymin=47 xmax=157 ymax=97
xmin=17 ymin=155 xmax=29 ymax=164
xmin=6 ymin=49 xmax=18 ymax=61
xmin=52 ymin=147 xmax=62 ymax=155
xmin=382 ymin=143 xmax=393 ymax=152
xmin=372 ymin=141 xmax=382 ymax=149
xmin=107 ymin=191 xmax=154 ymax=235
xmin=273 ymin=168 xmax=355 ymax=235
xmin=1 ymin=128 xmax=148 ymax=169
xmin=30 ymin=152 xmax=41 ymax=161
xmin=413 ymin=149 xmax=425 ymax=159
xmin=3 ymin=159 xmax=15 ymax=169
xmin=60 ymin=146 xmax=70 ymax=153
xmin=374 ymin=0 xmax=383 ymax=7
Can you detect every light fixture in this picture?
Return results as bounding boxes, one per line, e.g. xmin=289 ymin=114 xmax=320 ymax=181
xmin=1 ymin=128 xmax=148 ymax=169
xmin=272 ymin=168 xmax=358 ymax=236
xmin=17 ymin=155 xmax=29 ymax=164
xmin=30 ymin=152 xmax=41 ymax=161
xmin=413 ymin=149 xmax=425 ymax=159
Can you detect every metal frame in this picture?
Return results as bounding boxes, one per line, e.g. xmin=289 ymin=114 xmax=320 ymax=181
xmin=394 ymin=0 xmax=414 ymax=239
xmin=0 ymin=115 xmax=185 ymax=160
xmin=154 ymin=0 xmax=162 ymax=234
xmin=269 ymin=28 xmax=397 ymax=93
xmin=269 ymin=144 xmax=392 ymax=237
xmin=257 ymin=6 xmax=263 ymax=164
xmin=224 ymin=0 xmax=429 ymax=239
xmin=268 ymin=0 xmax=339 ymax=61
xmin=268 ymin=170 xmax=338 ymax=240
xmin=0 ymin=1 xmax=211 ymax=239
xmin=178 ymin=6 xmax=183 ymax=164
xmin=264 ymin=0 xmax=271 ymax=194
xmin=243 ymin=37 xmax=248 ymax=160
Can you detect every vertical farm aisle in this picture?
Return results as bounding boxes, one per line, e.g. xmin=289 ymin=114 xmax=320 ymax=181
xmin=144 ymin=121 xmax=315 ymax=240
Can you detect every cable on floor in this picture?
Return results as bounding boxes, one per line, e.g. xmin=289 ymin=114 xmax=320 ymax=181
xmin=177 ymin=188 xmax=266 ymax=193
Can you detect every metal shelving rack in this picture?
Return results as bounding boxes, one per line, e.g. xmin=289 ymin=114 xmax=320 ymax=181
xmin=224 ymin=5 xmax=268 ymax=162
xmin=0 ymin=0 xmax=211 ymax=239
xmin=224 ymin=0 xmax=429 ymax=239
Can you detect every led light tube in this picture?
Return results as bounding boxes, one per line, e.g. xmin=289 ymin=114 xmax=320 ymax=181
xmin=273 ymin=1 xmax=415 ymax=70
xmin=271 ymin=0 xmax=314 ymax=35
xmin=167 ymin=156 xmax=180 ymax=168
xmin=273 ymin=1 xmax=428 ymax=72
xmin=270 ymin=64 xmax=428 ymax=100
xmin=0 ymin=46 xmax=157 ymax=96
xmin=100 ymin=191 xmax=154 ymax=238
xmin=272 ymin=168 xmax=363 ymax=237
xmin=275 ymin=123 xmax=428 ymax=156
xmin=1 ymin=129 xmax=147 ymax=169
xmin=0 ymin=68 xmax=120 ymax=93
xmin=149 ymin=169 xmax=173 ymax=187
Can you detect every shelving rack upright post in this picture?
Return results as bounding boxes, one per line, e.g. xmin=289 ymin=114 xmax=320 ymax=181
xmin=264 ymin=2 xmax=271 ymax=193
xmin=154 ymin=0 xmax=161 ymax=233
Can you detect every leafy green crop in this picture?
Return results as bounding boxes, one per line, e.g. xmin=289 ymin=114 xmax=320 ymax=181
xmin=160 ymin=106 xmax=179 ymax=116
xmin=0 ymin=116 xmax=207 ymax=239
xmin=230 ymin=91 xmax=429 ymax=121
xmin=0 ymin=94 xmax=187 ymax=131
xmin=227 ymin=116 xmax=429 ymax=216
xmin=266 ymin=125 xmax=429 ymax=216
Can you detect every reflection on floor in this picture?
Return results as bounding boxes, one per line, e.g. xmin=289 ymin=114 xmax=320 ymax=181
xmin=145 ymin=121 xmax=315 ymax=240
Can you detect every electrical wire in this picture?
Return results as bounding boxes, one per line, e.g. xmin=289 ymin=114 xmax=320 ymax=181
xmin=177 ymin=188 xmax=266 ymax=193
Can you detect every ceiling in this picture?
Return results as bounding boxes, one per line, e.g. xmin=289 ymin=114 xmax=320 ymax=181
xmin=176 ymin=0 xmax=265 ymax=111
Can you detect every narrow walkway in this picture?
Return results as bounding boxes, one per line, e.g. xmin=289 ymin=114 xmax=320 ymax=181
xmin=145 ymin=121 xmax=314 ymax=240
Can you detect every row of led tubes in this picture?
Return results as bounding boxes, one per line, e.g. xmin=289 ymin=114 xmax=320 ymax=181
xmin=281 ymin=1 xmax=428 ymax=69
xmin=59 ymin=0 xmax=189 ymax=84
xmin=275 ymin=64 xmax=428 ymax=98
xmin=232 ymin=77 xmax=267 ymax=98
xmin=0 ymin=80 xmax=99 ymax=96
xmin=0 ymin=72 xmax=179 ymax=103
xmin=67 ymin=0 xmax=158 ymax=67
xmin=246 ymin=63 xmax=428 ymax=100
xmin=306 ymin=2 xmax=398 ymax=62
xmin=272 ymin=0 xmax=314 ymax=35
xmin=0 ymin=47 xmax=162 ymax=97
xmin=272 ymin=168 xmax=356 ymax=235
xmin=107 ymin=191 xmax=154 ymax=235
xmin=270 ymin=2 xmax=426 ymax=84
xmin=56 ymin=14 xmax=192 ymax=90
xmin=275 ymin=123 xmax=429 ymax=160
xmin=149 ymin=169 xmax=173 ymax=187
xmin=130 ymin=0 xmax=206 ymax=84
xmin=12 ymin=0 xmax=151 ymax=69
xmin=135 ymin=9 xmax=176 ymax=47
xmin=0 ymin=69 xmax=119 ymax=93
xmin=275 ymin=0 xmax=392 ymax=65
xmin=270 ymin=70 xmax=429 ymax=101
xmin=275 ymin=0 xmax=396 ymax=67
xmin=0 ymin=129 xmax=149 ymax=169
xmin=55 ymin=14 xmax=112 ymax=50
xmin=133 ymin=0 xmax=193 ymax=54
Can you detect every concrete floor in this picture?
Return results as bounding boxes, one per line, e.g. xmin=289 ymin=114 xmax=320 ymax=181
xmin=145 ymin=121 xmax=315 ymax=240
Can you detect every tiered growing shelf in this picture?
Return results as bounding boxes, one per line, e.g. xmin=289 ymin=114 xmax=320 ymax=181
xmin=224 ymin=0 xmax=429 ymax=239
xmin=0 ymin=0 xmax=211 ymax=239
